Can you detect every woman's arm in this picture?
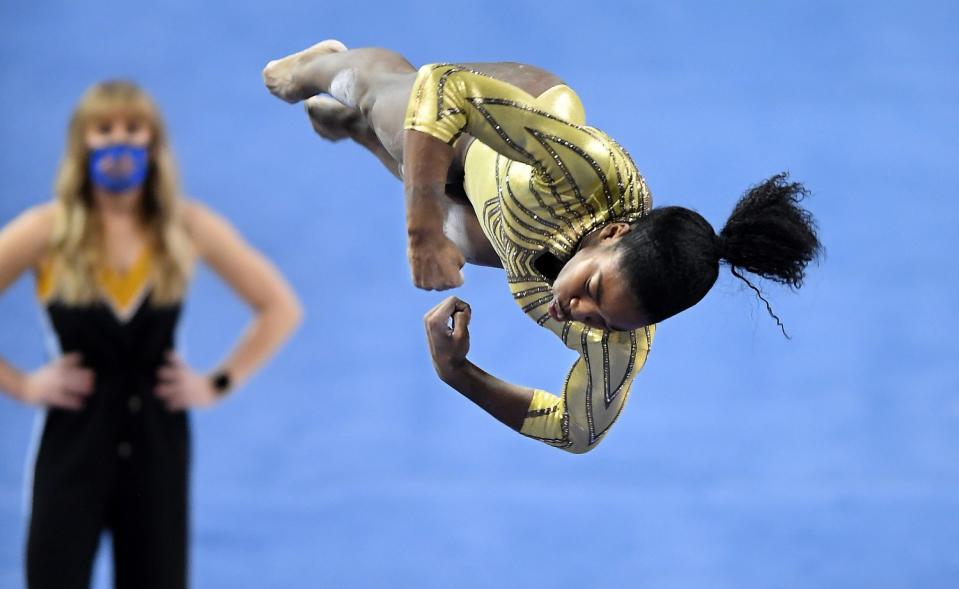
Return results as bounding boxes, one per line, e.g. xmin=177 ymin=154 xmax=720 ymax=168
xmin=173 ymin=201 xmax=303 ymax=401
xmin=0 ymin=205 xmax=54 ymax=297
xmin=0 ymin=205 xmax=53 ymax=399
xmin=0 ymin=204 xmax=94 ymax=408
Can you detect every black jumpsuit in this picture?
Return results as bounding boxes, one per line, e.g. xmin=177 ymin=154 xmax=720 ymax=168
xmin=27 ymin=255 xmax=189 ymax=589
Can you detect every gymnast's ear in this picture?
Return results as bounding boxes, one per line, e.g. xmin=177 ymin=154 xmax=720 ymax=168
xmin=598 ymin=222 xmax=632 ymax=241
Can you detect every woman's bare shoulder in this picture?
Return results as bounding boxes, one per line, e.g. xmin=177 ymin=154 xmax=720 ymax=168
xmin=179 ymin=197 xmax=223 ymax=237
xmin=178 ymin=197 xmax=245 ymax=257
xmin=2 ymin=201 xmax=58 ymax=244
xmin=0 ymin=201 xmax=59 ymax=286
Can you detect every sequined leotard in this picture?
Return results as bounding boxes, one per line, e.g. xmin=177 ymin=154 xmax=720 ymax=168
xmin=405 ymin=64 xmax=656 ymax=453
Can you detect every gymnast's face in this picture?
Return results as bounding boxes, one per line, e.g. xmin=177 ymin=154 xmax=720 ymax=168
xmin=548 ymin=224 xmax=650 ymax=331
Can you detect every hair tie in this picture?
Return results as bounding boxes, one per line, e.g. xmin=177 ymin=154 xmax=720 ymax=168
xmin=713 ymin=233 xmax=727 ymax=262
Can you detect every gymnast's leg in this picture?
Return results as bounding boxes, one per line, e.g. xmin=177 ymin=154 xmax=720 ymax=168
xmin=264 ymin=42 xmax=571 ymax=173
xmin=303 ymin=95 xmax=404 ymax=179
xmin=263 ymin=42 xmax=418 ymax=163
xmin=268 ymin=43 xmax=500 ymax=266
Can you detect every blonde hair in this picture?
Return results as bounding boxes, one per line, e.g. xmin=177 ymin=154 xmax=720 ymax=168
xmin=50 ymin=80 xmax=192 ymax=305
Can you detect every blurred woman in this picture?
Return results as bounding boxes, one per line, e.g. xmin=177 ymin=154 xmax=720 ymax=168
xmin=0 ymin=80 xmax=303 ymax=589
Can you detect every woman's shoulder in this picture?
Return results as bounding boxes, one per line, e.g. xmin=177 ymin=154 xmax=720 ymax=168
xmin=2 ymin=201 xmax=58 ymax=250
xmin=177 ymin=197 xmax=245 ymax=257
xmin=0 ymin=201 xmax=60 ymax=288
xmin=14 ymin=200 xmax=58 ymax=228
xmin=178 ymin=197 xmax=226 ymax=239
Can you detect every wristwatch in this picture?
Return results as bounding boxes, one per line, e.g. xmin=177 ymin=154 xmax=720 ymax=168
xmin=210 ymin=370 xmax=232 ymax=396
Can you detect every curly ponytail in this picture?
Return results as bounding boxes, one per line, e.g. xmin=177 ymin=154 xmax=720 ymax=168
xmin=616 ymin=172 xmax=821 ymax=335
xmin=718 ymin=173 xmax=820 ymax=288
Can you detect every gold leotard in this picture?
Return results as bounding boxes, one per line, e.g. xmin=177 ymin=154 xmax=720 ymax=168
xmin=405 ymin=64 xmax=656 ymax=453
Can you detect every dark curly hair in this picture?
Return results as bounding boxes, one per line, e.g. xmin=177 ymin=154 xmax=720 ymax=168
xmin=616 ymin=172 xmax=822 ymax=337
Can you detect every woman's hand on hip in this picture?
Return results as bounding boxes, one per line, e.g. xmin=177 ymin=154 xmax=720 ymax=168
xmin=424 ymin=296 xmax=472 ymax=382
xmin=20 ymin=352 xmax=94 ymax=410
xmin=154 ymin=351 xmax=217 ymax=411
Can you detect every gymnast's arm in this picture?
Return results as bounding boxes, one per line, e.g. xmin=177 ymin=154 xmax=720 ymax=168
xmin=401 ymin=63 xmax=562 ymax=292
xmin=403 ymin=129 xmax=466 ymax=291
xmin=423 ymin=296 xmax=534 ymax=431
xmin=426 ymin=295 xmax=652 ymax=453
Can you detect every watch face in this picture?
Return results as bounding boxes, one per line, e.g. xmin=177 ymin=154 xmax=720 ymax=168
xmin=213 ymin=372 xmax=231 ymax=394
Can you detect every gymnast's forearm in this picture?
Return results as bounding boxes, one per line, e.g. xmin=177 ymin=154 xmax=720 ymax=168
xmin=405 ymin=183 xmax=448 ymax=243
xmin=403 ymin=129 xmax=454 ymax=241
xmin=439 ymin=360 xmax=535 ymax=432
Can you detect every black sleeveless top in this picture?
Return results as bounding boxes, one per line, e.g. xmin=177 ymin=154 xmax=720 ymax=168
xmin=33 ymin=248 xmax=188 ymax=490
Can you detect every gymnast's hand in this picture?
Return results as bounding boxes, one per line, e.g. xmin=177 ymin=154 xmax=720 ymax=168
xmin=424 ymin=296 xmax=472 ymax=382
xmin=407 ymin=233 xmax=465 ymax=291
xmin=19 ymin=352 xmax=95 ymax=410
xmin=154 ymin=351 xmax=217 ymax=411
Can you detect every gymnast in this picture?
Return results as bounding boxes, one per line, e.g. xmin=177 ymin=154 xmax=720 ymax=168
xmin=263 ymin=40 xmax=820 ymax=453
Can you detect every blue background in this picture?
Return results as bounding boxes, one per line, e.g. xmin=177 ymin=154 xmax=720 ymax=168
xmin=1 ymin=1 xmax=957 ymax=587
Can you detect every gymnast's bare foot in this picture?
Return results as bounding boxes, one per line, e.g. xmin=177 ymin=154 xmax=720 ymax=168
xmin=262 ymin=39 xmax=348 ymax=103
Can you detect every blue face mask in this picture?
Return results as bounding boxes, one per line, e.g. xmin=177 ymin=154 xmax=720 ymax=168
xmin=88 ymin=144 xmax=149 ymax=193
